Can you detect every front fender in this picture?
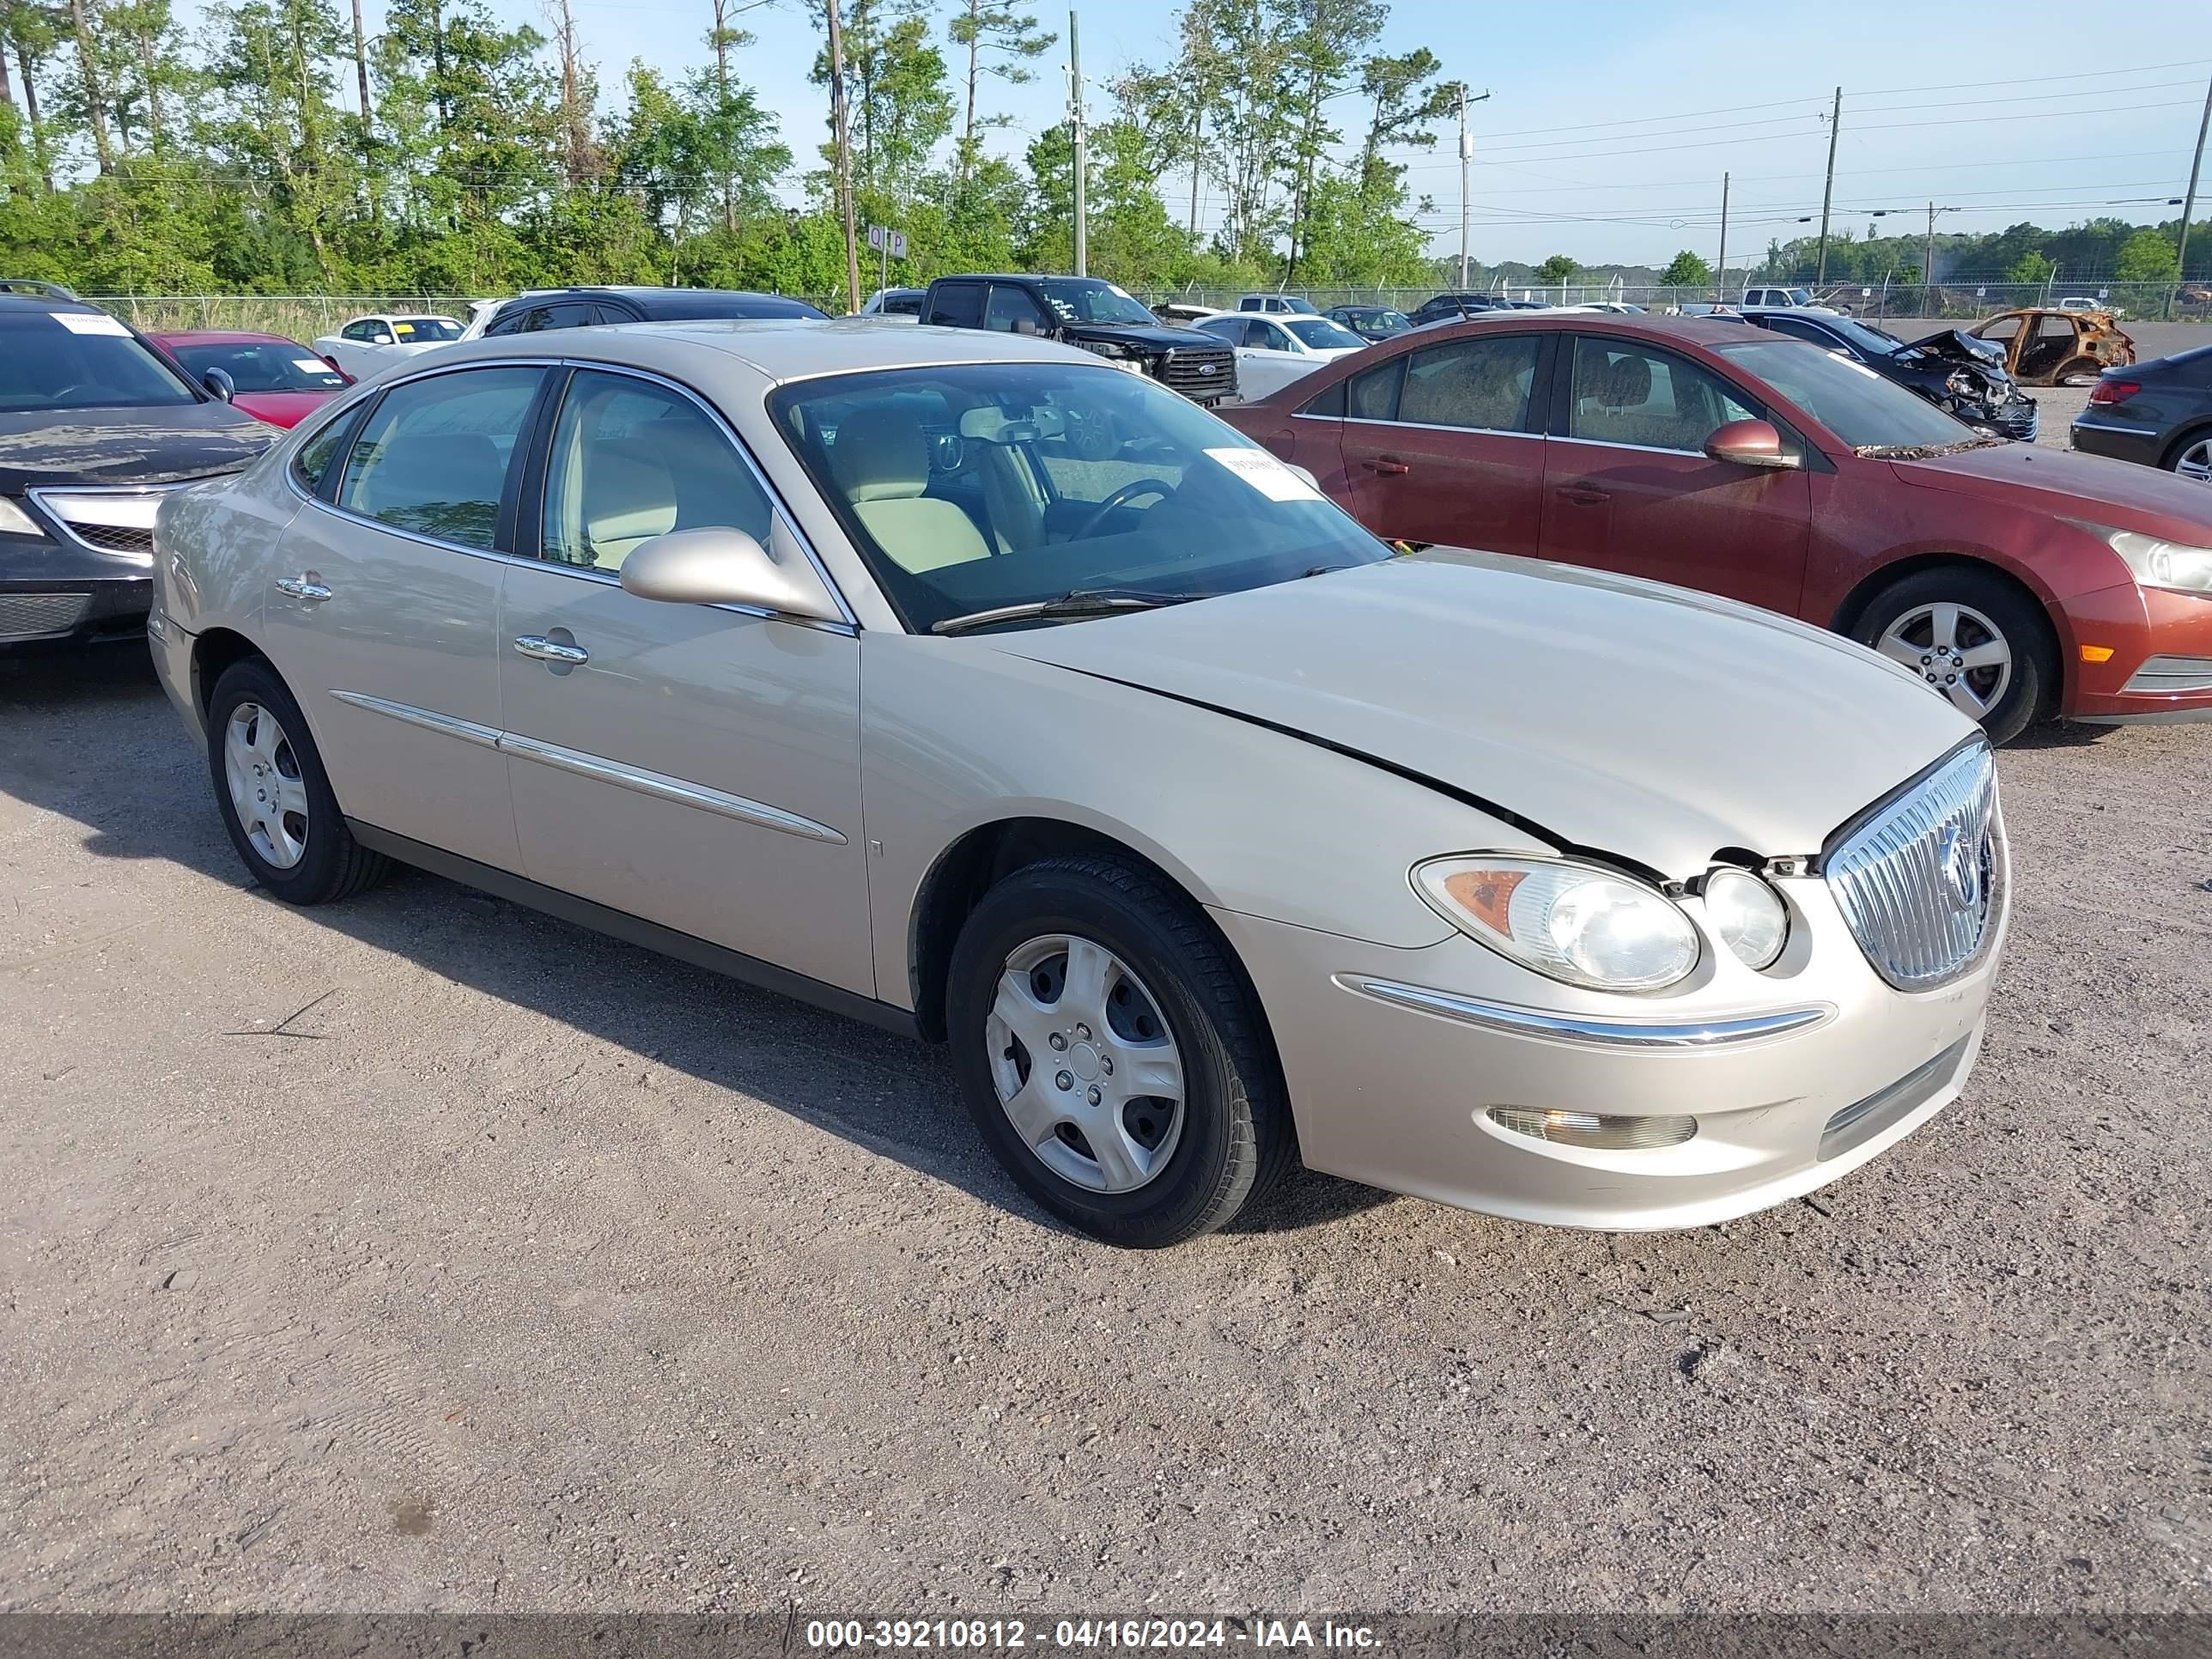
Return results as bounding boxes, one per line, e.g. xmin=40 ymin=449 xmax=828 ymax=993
xmin=859 ymin=635 xmax=1548 ymax=1012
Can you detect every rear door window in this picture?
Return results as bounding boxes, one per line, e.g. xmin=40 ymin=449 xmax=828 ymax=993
xmin=926 ymin=283 xmax=986 ymax=328
xmin=1396 ymin=335 xmax=1541 ymax=433
xmin=337 ymin=367 xmax=544 ymax=550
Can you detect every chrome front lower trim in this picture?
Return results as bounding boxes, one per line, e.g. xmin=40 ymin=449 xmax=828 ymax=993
xmin=1333 ymin=975 xmax=1836 ymax=1048
xmin=27 ymin=481 xmax=199 ymax=559
xmin=328 ymin=690 xmax=847 ymax=845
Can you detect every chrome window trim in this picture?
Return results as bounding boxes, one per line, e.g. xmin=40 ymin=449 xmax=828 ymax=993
xmin=1333 ymin=975 xmax=1835 ymax=1048
xmin=1329 ymin=416 xmax=1547 ymax=439
xmin=1547 ymin=434 xmax=1714 ymax=459
xmin=282 ymin=354 xmax=860 ymax=636
xmin=331 ymin=690 xmax=846 ymax=843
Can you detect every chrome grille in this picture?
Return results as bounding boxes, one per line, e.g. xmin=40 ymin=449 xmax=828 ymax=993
xmin=1824 ymin=742 xmax=2005 ymax=991
xmin=27 ymin=482 xmax=191 ymax=558
xmin=0 ymin=591 xmax=93 ymax=640
xmin=1157 ymin=346 xmax=1237 ymax=399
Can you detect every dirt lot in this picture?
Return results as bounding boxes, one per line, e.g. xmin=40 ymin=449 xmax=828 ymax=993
xmin=3 ymin=652 xmax=2210 ymax=1616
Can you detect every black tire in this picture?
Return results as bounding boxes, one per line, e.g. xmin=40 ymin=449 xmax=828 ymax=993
xmin=1850 ymin=566 xmax=2057 ymax=745
xmin=945 ymin=854 xmax=1294 ymax=1249
xmin=206 ymin=657 xmax=388 ymax=904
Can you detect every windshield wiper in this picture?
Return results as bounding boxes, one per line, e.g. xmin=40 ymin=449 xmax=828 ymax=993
xmin=930 ymin=587 xmax=1204 ymax=635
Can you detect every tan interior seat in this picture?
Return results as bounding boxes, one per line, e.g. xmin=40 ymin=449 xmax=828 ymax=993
xmin=830 ymin=408 xmax=992 ymax=573
xmin=578 ymin=439 xmax=678 ymax=568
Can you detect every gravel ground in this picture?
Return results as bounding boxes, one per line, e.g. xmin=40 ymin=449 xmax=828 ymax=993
xmin=3 ymin=650 xmax=2210 ymax=1618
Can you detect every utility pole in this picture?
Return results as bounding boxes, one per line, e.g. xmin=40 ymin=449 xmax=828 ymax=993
xmin=2175 ymin=69 xmax=2211 ymax=318
xmin=825 ymin=0 xmax=863 ymax=313
xmin=1716 ymin=171 xmax=1729 ymax=306
xmin=1457 ymin=84 xmax=1492 ymax=290
xmin=1814 ymin=85 xmax=1841 ymax=285
xmin=1069 ymin=9 xmax=1086 ymax=276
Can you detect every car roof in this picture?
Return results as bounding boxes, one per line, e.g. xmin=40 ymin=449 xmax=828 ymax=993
xmin=0 ymin=290 xmax=111 ymax=317
xmin=1409 ymin=312 xmax=1762 ymax=348
xmin=408 ymin=316 xmax=1109 ymax=386
xmin=148 ymin=329 xmax=302 ymax=346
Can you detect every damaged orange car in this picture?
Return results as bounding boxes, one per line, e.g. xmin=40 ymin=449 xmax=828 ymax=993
xmin=1968 ymin=307 xmax=2136 ymax=386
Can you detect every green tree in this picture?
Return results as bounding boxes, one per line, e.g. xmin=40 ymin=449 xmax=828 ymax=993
xmin=945 ymin=0 xmax=1049 ymax=161
xmin=1534 ymin=252 xmax=1577 ymax=285
xmin=2004 ymin=248 xmax=2055 ymax=285
xmin=2113 ymin=228 xmax=2179 ymax=283
xmin=1659 ymin=249 xmax=1711 ymax=287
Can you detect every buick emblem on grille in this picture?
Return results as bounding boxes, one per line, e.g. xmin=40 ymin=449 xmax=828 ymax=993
xmin=1939 ymin=823 xmax=1981 ymax=910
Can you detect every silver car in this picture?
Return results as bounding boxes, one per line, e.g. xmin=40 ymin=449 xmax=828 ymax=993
xmin=150 ymin=320 xmax=2008 ymax=1248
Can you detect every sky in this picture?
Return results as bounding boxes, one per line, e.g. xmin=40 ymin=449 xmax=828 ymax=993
xmin=210 ymin=0 xmax=2212 ymax=269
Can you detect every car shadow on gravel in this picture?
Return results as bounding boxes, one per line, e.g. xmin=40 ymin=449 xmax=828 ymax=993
xmin=2 ymin=650 xmax=1388 ymax=1237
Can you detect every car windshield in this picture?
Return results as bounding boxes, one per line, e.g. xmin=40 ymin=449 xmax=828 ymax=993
xmin=771 ymin=362 xmax=1393 ymax=634
xmin=1284 ymin=318 xmax=1365 ymax=350
xmin=390 ymin=317 xmax=463 ymax=341
xmin=1817 ymin=317 xmax=1908 ymax=358
xmin=168 ymin=341 xmax=348 ymax=392
xmin=0 ymin=311 xmax=198 ymax=411
xmin=1716 ymin=337 xmax=1985 ymax=452
xmin=1036 ymin=279 xmax=1157 ymax=325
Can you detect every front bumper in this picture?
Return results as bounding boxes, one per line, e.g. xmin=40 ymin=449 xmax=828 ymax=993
xmin=2058 ymin=578 xmax=2212 ymax=723
xmin=0 ymin=529 xmax=154 ymax=653
xmin=1212 ymin=872 xmax=2003 ymax=1231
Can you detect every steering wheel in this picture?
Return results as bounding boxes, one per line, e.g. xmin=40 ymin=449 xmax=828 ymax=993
xmin=1073 ymin=477 xmax=1179 ymax=539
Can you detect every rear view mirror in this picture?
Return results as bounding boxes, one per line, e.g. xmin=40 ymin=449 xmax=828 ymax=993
xmin=202 ymin=367 xmax=235 ymax=402
xmin=1704 ymin=419 xmax=1799 ymax=470
xmin=618 ymin=525 xmax=844 ymax=622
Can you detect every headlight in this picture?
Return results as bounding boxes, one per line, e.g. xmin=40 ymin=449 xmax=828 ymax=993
xmin=1075 ymin=338 xmax=1129 ymax=360
xmin=2107 ymin=529 xmax=2212 ymax=595
xmin=0 ymin=495 xmax=44 ymax=538
xmin=1702 ymin=866 xmax=1789 ymax=970
xmin=1414 ymin=856 xmax=1699 ymax=992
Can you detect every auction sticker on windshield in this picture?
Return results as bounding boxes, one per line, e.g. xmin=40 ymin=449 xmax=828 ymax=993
xmin=52 ymin=311 xmax=131 ymax=337
xmin=1206 ymin=447 xmax=1322 ymax=503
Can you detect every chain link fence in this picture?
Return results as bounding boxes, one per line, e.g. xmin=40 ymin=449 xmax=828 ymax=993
xmin=82 ymin=295 xmax=478 ymax=339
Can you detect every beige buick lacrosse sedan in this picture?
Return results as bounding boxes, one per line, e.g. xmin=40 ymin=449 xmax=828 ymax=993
xmin=151 ymin=319 xmax=2008 ymax=1248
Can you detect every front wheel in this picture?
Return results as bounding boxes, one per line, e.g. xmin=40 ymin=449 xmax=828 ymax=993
xmin=1853 ymin=568 xmax=2057 ymax=744
xmin=206 ymin=657 xmax=388 ymax=904
xmin=945 ymin=856 xmax=1293 ymax=1248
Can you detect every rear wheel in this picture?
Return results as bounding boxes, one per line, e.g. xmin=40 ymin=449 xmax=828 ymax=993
xmin=945 ymin=855 xmax=1292 ymax=1248
xmin=206 ymin=658 xmax=388 ymax=904
xmin=1853 ymin=568 xmax=2057 ymax=745
xmin=2166 ymin=431 xmax=2212 ymax=484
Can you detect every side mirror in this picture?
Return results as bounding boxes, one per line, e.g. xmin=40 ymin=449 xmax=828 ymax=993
xmin=202 ymin=367 xmax=235 ymax=402
xmin=1704 ymin=418 xmax=1799 ymax=471
xmin=618 ymin=525 xmax=843 ymax=622
xmin=1012 ymin=317 xmax=1043 ymax=337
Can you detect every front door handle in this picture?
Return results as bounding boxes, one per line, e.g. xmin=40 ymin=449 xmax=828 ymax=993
xmin=1363 ymin=458 xmax=1412 ymax=477
xmin=1554 ymin=483 xmax=1611 ymax=505
xmin=513 ymin=635 xmax=589 ymax=666
xmin=275 ymin=575 xmax=332 ymax=602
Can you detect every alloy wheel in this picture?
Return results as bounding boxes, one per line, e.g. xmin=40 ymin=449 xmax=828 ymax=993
xmin=1874 ymin=602 xmax=2014 ymax=720
xmin=223 ymin=702 xmax=311 ymax=869
xmin=985 ymin=933 xmax=1185 ymax=1194
xmin=2176 ymin=438 xmax=2212 ymax=484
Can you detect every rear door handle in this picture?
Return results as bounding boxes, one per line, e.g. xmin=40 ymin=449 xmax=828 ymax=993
xmin=513 ymin=635 xmax=589 ymax=665
xmin=274 ymin=575 xmax=332 ymax=602
xmin=1554 ymin=483 xmax=1610 ymax=504
xmin=1363 ymin=458 xmax=1411 ymax=477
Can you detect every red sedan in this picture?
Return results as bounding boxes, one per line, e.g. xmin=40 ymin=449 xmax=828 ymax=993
xmin=1220 ymin=313 xmax=2212 ymax=741
xmin=147 ymin=330 xmax=352 ymax=428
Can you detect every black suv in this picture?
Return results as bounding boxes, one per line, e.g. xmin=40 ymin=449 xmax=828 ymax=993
xmin=481 ymin=286 xmax=828 ymax=335
xmin=919 ymin=275 xmax=1238 ymax=405
xmin=1 ymin=287 xmax=276 ymax=654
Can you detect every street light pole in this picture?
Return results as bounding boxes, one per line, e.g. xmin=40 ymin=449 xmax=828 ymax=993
xmin=1716 ymin=171 xmax=1729 ymax=307
xmin=1070 ymin=9 xmax=1087 ymax=277
xmin=824 ymin=0 xmax=862 ymax=313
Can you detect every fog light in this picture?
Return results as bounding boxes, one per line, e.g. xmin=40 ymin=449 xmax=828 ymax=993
xmin=1487 ymin=1108 xmax=1698 ymax=1150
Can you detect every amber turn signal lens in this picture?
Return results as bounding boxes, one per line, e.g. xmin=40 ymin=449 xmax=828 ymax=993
xmin=2079 ymin=644 xmax=2114 ymax=663
xmin=1443 ymin=868 xmax=1526 ymax=935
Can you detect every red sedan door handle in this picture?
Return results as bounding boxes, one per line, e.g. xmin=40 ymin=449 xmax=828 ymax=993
xmin=1555 ymin=483 xmax=1610 ymax=505
xmin=1363 ymin=457 xmax=1412 ymax=477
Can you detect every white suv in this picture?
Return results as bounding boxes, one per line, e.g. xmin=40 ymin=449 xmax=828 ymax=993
xmin=1741 ymin=285 xmax=1844 ymax=315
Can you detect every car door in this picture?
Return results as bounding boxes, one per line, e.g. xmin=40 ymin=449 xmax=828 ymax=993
xmin=1234 ymin=319 xmax=1315 ymax=399
xmin=495 ymin=363 xmax=873 ymax=996
xmin=264 ymin=362 xmax=547 ymax=872
xmin=1538 ymin=332 xmax=1811 ymax=616
xmin=1332 ymin=331 xmax=1550 ymax=558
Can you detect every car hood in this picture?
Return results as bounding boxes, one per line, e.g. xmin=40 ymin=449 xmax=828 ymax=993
xmin=1906 ymin=327 xmax=2008 ymax=369
xmin=230 ymin=389 xmax=340 ymax=428
xmin=1889 ymin=442 xmax=2212 ymax=538
xmin=984 ymin=549 xmax=1972 ymax=878
xmin=0 ymin=402 xmax=276 ymax=492
xmin=1064 ymin=321 xmax=1231 ymax=351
